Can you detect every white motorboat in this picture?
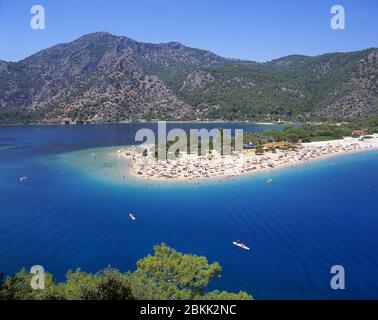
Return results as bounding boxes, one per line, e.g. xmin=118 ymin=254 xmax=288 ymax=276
xmin=233 ymin=241 xmax=250 ymax=250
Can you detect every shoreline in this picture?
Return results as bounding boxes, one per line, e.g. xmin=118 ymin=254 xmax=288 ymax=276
xmin=115 ymin=135 xmax=378 ymax=183
xmin=126 ymin=147 xmax=378 ymax=185
xmin=0 ymin=120 xmax=288 ymax=128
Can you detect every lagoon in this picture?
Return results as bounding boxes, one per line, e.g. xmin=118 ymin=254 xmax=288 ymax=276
xmin=0 ymin=123 xmax=377 ymax=299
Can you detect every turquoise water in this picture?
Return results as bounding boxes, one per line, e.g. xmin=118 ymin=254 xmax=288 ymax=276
xmin=0 ymin=123 xmax=378 ymax=300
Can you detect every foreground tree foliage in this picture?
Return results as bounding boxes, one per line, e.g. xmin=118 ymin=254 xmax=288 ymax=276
xmin=0 ymin=244 xmax=252 ymax=300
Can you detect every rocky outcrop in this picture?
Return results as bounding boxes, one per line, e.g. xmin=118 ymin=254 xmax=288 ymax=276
xmin=180 ymin=70 xmax=215 ymax=91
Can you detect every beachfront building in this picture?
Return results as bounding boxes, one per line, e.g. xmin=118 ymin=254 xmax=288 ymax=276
xmin=263 ymin=141 xmax=292 ymax=151
xmin=352 ymin=130 xmax=368 ymax=136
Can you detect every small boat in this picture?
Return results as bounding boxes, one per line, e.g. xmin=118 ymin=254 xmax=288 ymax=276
xmin=129 ymin=213 xmax=136 ymax=221
xmin=266 ymin=179 xmax=273 ymax=184
xmin=233 ymin=240 xmax=250 ymax=251
xmin=19 ymin=176 xmax=28 ymax=182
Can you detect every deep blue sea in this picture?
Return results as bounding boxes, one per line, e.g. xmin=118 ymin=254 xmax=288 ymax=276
xmin=0 ymin=123 xmax=377 ymax=300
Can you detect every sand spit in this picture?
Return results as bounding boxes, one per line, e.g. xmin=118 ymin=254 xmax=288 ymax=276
xmin=116 ymin=135 xmax=378 ymax=182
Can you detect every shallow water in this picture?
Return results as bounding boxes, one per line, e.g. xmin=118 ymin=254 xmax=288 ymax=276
xmin=0 ymin=123 xmax=377 ymax=299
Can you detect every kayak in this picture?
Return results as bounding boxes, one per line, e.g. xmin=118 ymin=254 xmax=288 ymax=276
xmin=129 ymin=213 xmax=136 ymax=221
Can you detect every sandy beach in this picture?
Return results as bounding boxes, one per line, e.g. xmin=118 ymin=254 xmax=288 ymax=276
xmin=115 ymin=134 xmax=378 ymax=182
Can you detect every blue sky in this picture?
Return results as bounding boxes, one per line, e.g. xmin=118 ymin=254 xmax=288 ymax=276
xmin=0 ymin=0 xmax=377 ymax=62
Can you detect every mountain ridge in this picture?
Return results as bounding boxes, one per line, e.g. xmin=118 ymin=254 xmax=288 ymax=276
xmin=0 ymin=32 xmax=377 ymax=124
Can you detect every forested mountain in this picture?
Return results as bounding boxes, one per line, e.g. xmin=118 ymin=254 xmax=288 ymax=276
xmin=0 ymin=32 xmax=376 ymax=124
